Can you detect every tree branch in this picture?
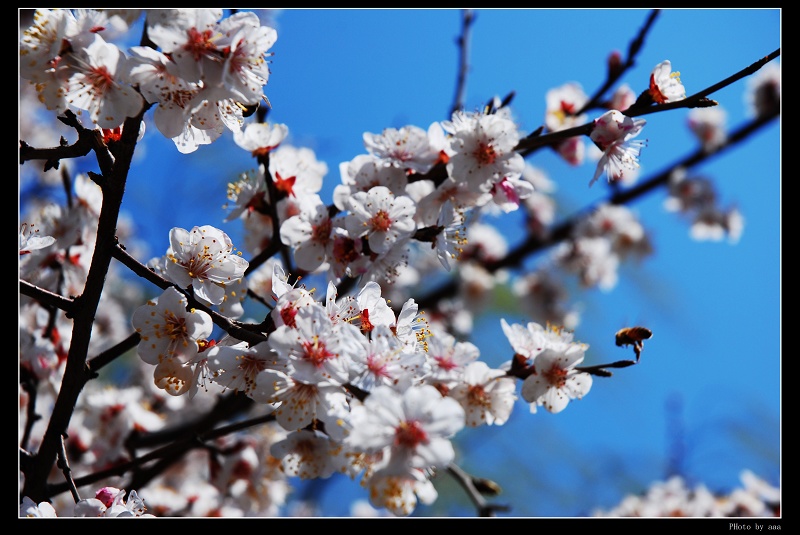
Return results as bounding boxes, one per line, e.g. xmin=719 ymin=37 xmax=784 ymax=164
xmin=449 ymin=9 xmax=476 ymax=117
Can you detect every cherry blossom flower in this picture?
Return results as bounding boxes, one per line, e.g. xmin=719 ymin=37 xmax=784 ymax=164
xmin=64 ymin=34 xmax=144 ymax=128
xmin=663 ymin=168 xmax=744 ymax=244
xmin=223 ymin=167 xmax=268 ymax=222
xmin=352 ymin=281 xmax=396 ymax=333
xmin=423 ymin=326 xmax=480 ymax=387
xmin=442 ymin=110 xmax=525 ymax=193
xmin=269 ymin=267 xmax=317 ymax=329
xmin=268 ymin=303 xmax=361 ymax=385
xmin=745 ymin=61 xmax=780 ymax=119
xmin=664 ymin=167 xmax=717 ymax=214
xmin=334 ymin=154 xmax=410 ymax=211
xmin=279 ymin=194 xmax=336 ymax=272
xmin=344 ymin=384 xmax=465 ymax=470
xmin=127 ymin=45 xmax=203 ymax=140
xmin=429 ymin=201 xmax=467 ymax=271
xmin=488 ymin=174 xmax=534 ymax=213
xmin=233 ymin=121 xmax=288 ymax=156
xmin=545 ymin=82 xmax=589 ymax=165
xmin=20 ymin=496 xmax=58 ymax=517
xmin=363 ymin=125 xmax=439 ymax=174
xmin=130 ymin=289 xmax=214 ymax=398
xmin=589 ymin=109 xmax=647 ymax=186
xmin=608 ymin=83 xmax=636 ymax=112
xmin=170 ymin=98 xmax=245 ymax=154
xmin=364 ymin=467 xmax=438 ymax=517
xmin=449 ymin=361 xmax=517 ymax=426
xmin=520 ymin=346 xmax=592 ymax=414
xmin=207 ymin=12 xmax=277 ymax=105
xmin=71 ymin=385 xmax=165 ymax=468
xmin=74 ymin=487 xmax=155 ymax=517
xmin=206 ymin=341 xmax=280 ymax=397
xmin=688 ymin=106 xmax=727 ymax=152
xmin=145 ymin=8 xmax=225 ymax=83
xmin=348 ymin=324 xmax=429 ymax=393
xmin=554 ymin=235 xmax=620 ymax=291
xmin=690 ymin=205 xmax=744 ymax=244
xmin=648 ymin=60 xmax=686 ymax=104
xmin=575 ymin=203 xmax=652 ymax=261
xmin=511 ymin=268 xmax=580 ymax=330
xmin=164 ymin=225 xmax=249 ymax=306
xmin=545 ymin=82 xmax=588 ymax=132
xmin=19 ymin=9 xmax=77 ymax=84
xmin=19 ymin=324 xmax=63 ymax=388
xmin=251 ymin=368 xmax=351 ymax=440
xmin=413 ymin=176 xmax=490 ymax=226
xmin=19 ymin=223 xmax=56 ymax=255
xmin=268 ymin=145 xmax=327 ymax=201
xmin=269 ymin=429 xmax=342 ymax=479
xmin=360 ymin=236 xmax=413 ymax=285
xmin=345 ymin=186 xmax=417 ymax=255
xmin=593 ymin=471 xmax=780 ymax=517
xmin=391 ymin=298 xmax=430 ymax=351
xmin=501 ymin=318 xmax=578 ymax=364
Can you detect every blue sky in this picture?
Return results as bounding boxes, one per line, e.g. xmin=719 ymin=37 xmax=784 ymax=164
xmin=28 ymin=9 xmax=781 ymax=517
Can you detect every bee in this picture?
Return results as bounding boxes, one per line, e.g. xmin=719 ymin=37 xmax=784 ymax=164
xmin=615 ymin=327 xmax=652 ymax=361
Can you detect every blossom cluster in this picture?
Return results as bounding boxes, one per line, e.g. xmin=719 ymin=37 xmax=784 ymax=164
xmin=19 ymin=8 xmax=277 ymax=153
xmin=21 ymin=486 xmax=154 ymax=517
xmin=664 ymin=167 xmax=744 ymax=244
xmin=126 ymin=260 xmax=536 ymax=515
xmin=592 ymin=470 xmax=780 ymax=517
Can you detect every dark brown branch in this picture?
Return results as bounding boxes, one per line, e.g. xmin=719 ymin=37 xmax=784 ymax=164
xmin=625 ymin=48 xmax=781 ymax=118
xmin=111 ymin=243 xmax=270 ymax=345
xmin=19 ymin=367 xmax=42 ymax=453
xmin=20 ymin=110 xmax=116 ymax=178
xmin=518 ymin=47 xmax=780 ymax=156
xmin=57 ymin=435 xmax=81 ymax=503
xmin=45 ymin=398 xmax=272 ymax=499
xmin=518 ymin=10 xmax=660 ymax=158
xmin=21 ymin=109 xmax=147 ymax=504
xmin=19 ymin=280 xmax=75 ymax=314
xmin=449 ymin=9 xmax=476 ymax=117
xmin=576 ymin=9 xmax=660 ymax=116
xmin=86 ymin=332 xmax=141 ymax=373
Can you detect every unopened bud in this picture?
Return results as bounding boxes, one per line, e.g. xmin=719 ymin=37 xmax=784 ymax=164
xmin=608 ymin=50 xmax=624 ymax=79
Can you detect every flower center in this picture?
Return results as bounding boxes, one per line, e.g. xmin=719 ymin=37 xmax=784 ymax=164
xmin=542 ymin=364 xmax=568 ymax=388
xmin=87 ymin=65 xmax=114 ymax=94
xmin=184 ymin=27 xmax=217 ymax=61
xmin=301 ymin=336 xmax=335 ymax=367
xmin=370 ymin=210 xmax=393 ymax=232
xmin=467 ymin=384 xmax=489 ymax=407
xmin=473 ymin=141 xmax=497 ymax=166
xmin=394 ymin=420 xmax=428 ymax=448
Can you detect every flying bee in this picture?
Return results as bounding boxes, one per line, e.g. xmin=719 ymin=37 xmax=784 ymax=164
xmin=615 ymin=326 xmax=652 ymax=362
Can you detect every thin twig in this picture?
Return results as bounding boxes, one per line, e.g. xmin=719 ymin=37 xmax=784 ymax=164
xmin=447 ymin=463 xmax=512 ymax=517
xmin=57 ymin=435 xmax=81 ymax=503
xmin=626 ymin=48 xmax=781 ymax=118
xmin=449 ymin=9 xmax=476 ymax=117
xmin=19 ymin=280 xmax=75 ymax=313
xmin=111 ymin=243 xmax=270 ymax=345
xmin=576 ymin=9 xmax=660 ymax=116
